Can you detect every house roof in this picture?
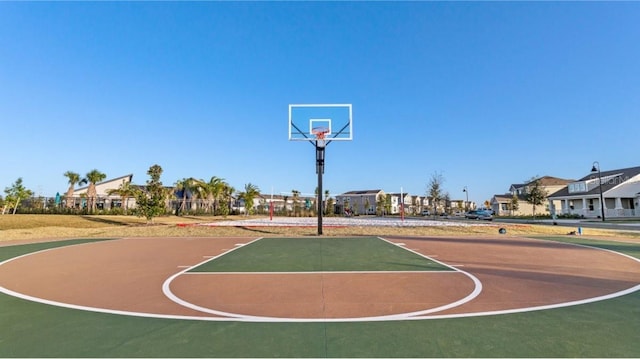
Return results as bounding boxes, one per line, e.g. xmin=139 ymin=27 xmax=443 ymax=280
xmin=492 ymin=193 xmax=526 ymax=203
xmin=74 ymin=174 xmax=133 ymax=192
xmin=530 ymin=176 xmax=574 ymax=186
xmin=548 ymin=165 xmax=640 ymax=198
xmin=388 ymin=193 xmax=412 ymax=198
xmin=509 ymin=176 xmax=573 ymax=191
xmin=258 ymin=193 xmax=315 ymax=200
xmin=339 ymin=189 xmax=383 ymax=195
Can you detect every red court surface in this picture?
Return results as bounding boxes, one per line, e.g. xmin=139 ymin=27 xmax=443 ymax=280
xmin=1 ymin=236 xmax=639 ymax=321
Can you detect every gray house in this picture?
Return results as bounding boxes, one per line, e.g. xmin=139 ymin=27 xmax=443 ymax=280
xmin=335 ymin=190 xmax=385 ymax=215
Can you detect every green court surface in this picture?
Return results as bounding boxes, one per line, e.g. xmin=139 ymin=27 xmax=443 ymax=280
xmin=189 ymin=236 xmax=451 ymax=272
xmin=1 ymin=236 xmax=640 ymax=357
xmin=0 ymin=238 xmax=113 ymax=262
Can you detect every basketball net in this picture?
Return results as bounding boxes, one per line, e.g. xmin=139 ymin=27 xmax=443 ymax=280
xmin=312 ymin=127 xmax=329 ymax=148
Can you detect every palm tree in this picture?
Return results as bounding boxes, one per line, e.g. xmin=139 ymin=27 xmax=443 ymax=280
xmin=201 ymin=176 xmax=226 ymax=215
xmin=3 ymin=178 xmax=33 ymax=214
xmin=174 ymin=177 xmax=200 ymax=214
xmin=63 ymin=171 xmax=81 ymax=208
xmin=240 ymin=183 xmax=260 ymax=216
xmin=106 ymin=181 xmax=136 ymax=214
xmin=220 ymin=183 xmax=235 ymax=216
xmin=79 ymin=169 xmax=106 ymax=212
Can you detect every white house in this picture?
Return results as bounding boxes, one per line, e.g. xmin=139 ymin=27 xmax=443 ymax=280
xmin=547 ymin=166 xmax=640 ymax=218
xmin=71 ymin=174 xmax=134 ymax=210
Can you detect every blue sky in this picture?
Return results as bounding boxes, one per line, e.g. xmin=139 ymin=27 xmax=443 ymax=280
xmin=1 ymin=2 xmax=639 ymax=205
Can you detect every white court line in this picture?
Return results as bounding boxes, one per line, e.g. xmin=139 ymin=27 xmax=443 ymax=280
xmin=162 ymin=237 xmax=266 ymax=319
xmin=1 ymin=236 xmax=639 ymax=323
xmin=183 ymin=270 xmax=458 ymax=275
xmin=376 ymin=236 xmax=482 ymax=318
xmin=163 ymin=236 xmax=482 ymax=322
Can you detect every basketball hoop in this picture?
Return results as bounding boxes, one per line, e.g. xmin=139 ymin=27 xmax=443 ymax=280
xmin=312 ymin=126 xmax=330 ymax=148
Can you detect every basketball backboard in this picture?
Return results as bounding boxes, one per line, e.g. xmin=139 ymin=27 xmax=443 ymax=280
xmin=288 ymin=104 xmax=353 ymax=142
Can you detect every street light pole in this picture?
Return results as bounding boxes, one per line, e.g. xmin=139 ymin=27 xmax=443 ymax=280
xmin=591 ymin=161 xmax=605 ymax=222
xmin=463 ymin=186 xmax=468 ymax=211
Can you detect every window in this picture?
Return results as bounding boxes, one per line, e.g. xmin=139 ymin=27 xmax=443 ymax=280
xmin=568 ymin=182 xmax=587 ymax=194
xmin=588 ymin=199 xmax=594 ymax=211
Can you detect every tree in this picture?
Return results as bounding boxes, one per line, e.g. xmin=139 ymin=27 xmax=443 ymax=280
xmin=106 ymin=181 xmax=136 ymax=214
xmin=364 ymin=197 xmax=371 ymax=215
xmin=344 ymin=197 xmax=351 ymax=216
xmin=174 ymin=177 xmax=200 ymax=215
xmin=218 ymin=183 xmax=235 ymax=217
xmin=239 ymin=183 xmax=260 ymax=215
xmin=325 ymin=196 xmax=335 ymax=216
xmin=427 ymin=172 xmax=445 ymax=216
xmin=133 ymin=164 xmax=167 ymax=223
xmin=3 ymin=178 xmax=33 ymax=214
xmin=201 ymin=176 xmax=226 ymax=214
xmin=510 ymin=194 xmax=520 ymax=216
xmin=324 ymin=189 xmax=330 ymax=215
xmin=291 ymin=190 xmax=301 ymax=216
xmin=80 ymin=169 xmax=106 ymax=212
xmin=525 ymin=177 xmax=548 ymax=220
xmin=376 ymin=193 xmax=385 ymax=216
xmin=63 ymin=171 xmax=81 ymax=208
xmin=443 ymin=192 xmax=451 ymax=215
xmin=384 ymin=194 xmax=392 ymax=216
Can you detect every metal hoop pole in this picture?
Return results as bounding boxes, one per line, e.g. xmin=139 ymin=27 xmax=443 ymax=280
xmin=316 ymin=144 xmax=325 ymax=235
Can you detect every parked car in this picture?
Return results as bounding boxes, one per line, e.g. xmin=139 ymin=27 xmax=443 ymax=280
xmin=421 ymin=210 xmax=430 ymax=216
xmin=465 ymin=210 xmax=493 ymax=221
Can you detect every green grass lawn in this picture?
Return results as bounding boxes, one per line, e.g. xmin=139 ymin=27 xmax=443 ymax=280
xmin=190 ymin=237 xmax=451 ymax=272
xmin=1 ymin=236 xmax=639 ymax=357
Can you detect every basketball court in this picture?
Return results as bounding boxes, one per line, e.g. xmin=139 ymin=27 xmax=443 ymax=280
xmin=1 ymin=235 xmax=639 ymax=323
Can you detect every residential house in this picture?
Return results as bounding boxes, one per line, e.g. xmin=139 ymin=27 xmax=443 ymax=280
xmin=250 ymin=193 xmax=317 ymax=215
xmin=335 ymin=190 xmax=385 ymax=215
xmin=409 ymin=195 xmax=425 ymax=215
xmin=548 ymin=166 xmax=640 ymax=219
xmin=491 ymin=176 xmax=574 ymax=216
xmin=70 ymin=174 xmax=134 ymax=210
xmin=448 ymin=199 xmax=466 ymax=214
xmin=387 ymin=192 xmax=414 ymax=215
xmin=420 ymin=196 xmax=431 ymax=213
